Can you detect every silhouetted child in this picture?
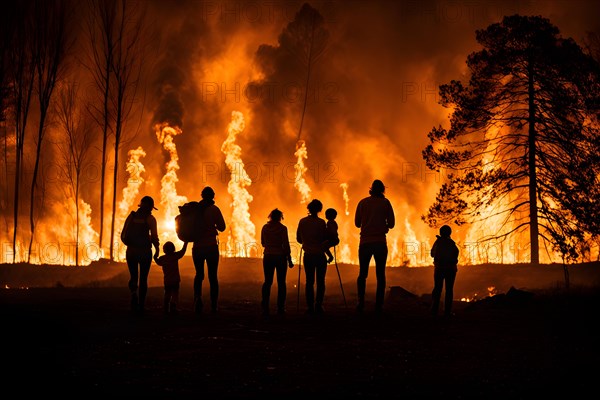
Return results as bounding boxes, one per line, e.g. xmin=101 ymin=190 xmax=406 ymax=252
xmin=324 ymin=208 xmax=340 ymax=264
xmin=154 ymin=241 xmax=188 ymax=315
xmin=430 ymin=225 xmax=459 ymax=317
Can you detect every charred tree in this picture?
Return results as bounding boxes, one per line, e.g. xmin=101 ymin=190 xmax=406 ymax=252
xmin=56 ymin=82 xmax=95 ymax=266
xmin=27 ymin=0 xmax=72 ymax=262
xmin=8 ymin=0 xmax=36 ymax=262
xmin=108 ymin=0 xmax=147 ymax=260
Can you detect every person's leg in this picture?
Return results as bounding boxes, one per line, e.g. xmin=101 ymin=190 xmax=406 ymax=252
xmin=138 ymin=250 xmax=152 ymax=312
xmin=357 ymin=244 xmax=373 ymax=311
xmin=206 ymin=245 xmax=220 ymax=312
xmin=431 ymin=267 xmax=444 ymax=316
xmin=303 ymin=254 xmax=316 ymax=313
xmin=192 ymin=247 xmax=206 ymax=313
xmin=373 ymin=243 xmax=388 ymax=311
xmin=444 ymin=269 xmax=457 ymax=316
xmin=274 ymin=255 xmax=288 ymax=314
xmin=262 ymin=255 xmax=276 ymax=314
xmin=126 ymin=250 xmax=139 ymax=311
xmin=315 ymin=254 xmax=328 ymax=313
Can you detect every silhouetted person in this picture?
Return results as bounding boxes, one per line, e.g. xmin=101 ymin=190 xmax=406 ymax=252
xmin=124 ymin=195 xmax=160 ymax=314
xmin=296 ymin=199 xmax=328 ymax=314
xmin=154 ymin=241 xmax=188 ymax=315
xmin=430 ymin=225 xmax=459 ymax=317
xmin=192 ymin=186 xmax=226 ymax=314
xmin=324 ymin=208 xmax=340 ymax=263
xmin=260 ymin=208 xmax=295 ymax=317
xmin=355 ymin=180 xmax=395 ymax=313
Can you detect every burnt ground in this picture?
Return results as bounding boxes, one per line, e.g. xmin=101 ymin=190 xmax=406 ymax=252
xmin=1 ymin=259 xmax=599 ymax=398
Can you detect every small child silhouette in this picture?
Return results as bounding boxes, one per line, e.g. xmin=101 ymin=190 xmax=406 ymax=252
xmin=154 ymin=241 xmax=188 ymax=315
xmin=324 ymin=208 xmax=340 ymax=264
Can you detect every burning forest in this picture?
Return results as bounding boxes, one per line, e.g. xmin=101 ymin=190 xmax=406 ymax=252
xmin=1 ymin=0 xmax=600 ymax=268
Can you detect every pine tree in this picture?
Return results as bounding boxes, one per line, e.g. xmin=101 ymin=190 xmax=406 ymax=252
xmin=422 ymin=15 xmax=600 ymax=264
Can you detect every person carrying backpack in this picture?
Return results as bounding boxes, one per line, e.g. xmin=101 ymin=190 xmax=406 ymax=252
xmin=192 ymin=186 xmax=226 ymax=314
xmin=430 ymin=225 xmax=460 ymax=318
xmin=121 ymin=195 xmax=160 ymax=314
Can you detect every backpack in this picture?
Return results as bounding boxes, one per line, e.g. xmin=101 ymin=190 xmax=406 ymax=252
xmin=120 ymin=210 xmax=151 ymax=247
xmin=120 ymin=211 xmax=135 ymax=246
xmin=175 ymin=201 xmax=200 ymax=242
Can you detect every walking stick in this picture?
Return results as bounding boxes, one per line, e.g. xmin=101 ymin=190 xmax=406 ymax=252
xmin=296 ymin=248 xmax=303 ymax=312
xmin=333 ymin=246 xmax=347 ymax=308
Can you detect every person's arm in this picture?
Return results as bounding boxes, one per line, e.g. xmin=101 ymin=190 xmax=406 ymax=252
xmin=148 ymin=215 xmax=160 ymax=256
xmin=452 ymin=241 xmax=460 ymax=264
xmin=283 ymin=226 xmax=294 ymax=268
xmin=215 ymin=207 xmax=226 ymax=232
xmin=354 ymin=202 xmax=361 ymax=228
xmin=386 ymin=199 xmax=395 ymax=230
xmin=282 ymin=226 xmax=291 ymax=254
xmin=431 ymin=237 xmax=439 ymax=258
xmin=177 ymin=242 xmax=189 ymax=259
xmin=296 ymin=221 xmax=303 ymax=244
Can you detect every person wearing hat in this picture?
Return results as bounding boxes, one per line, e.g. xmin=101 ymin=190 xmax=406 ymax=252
xmin=354 ymin=179 xmax=395 ymax=313
xmin=124 ymin=195 xmax=160 ymax=314
xmin=192 ymin=186 xmax=226 ymax=314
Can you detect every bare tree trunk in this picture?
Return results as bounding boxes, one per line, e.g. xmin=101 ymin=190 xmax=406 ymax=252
xmin=107 ymin=0 xmax=147 ymax=260
xmin=85 ymin=0 xmax=119 ymax=256
xmin=56 ymin=82 xmax=95 ymax=266
xmin=27 ymin=0 xmax=70 ymax=262
xmin=99 ymin=96 xmax=109 ymax=253
xmin=27 ymin=111 xmax=47 ymax=263
xmin=527 ymin=58 xmax=540 ymax=265
xmin=10 ymin=1 xmax=35 ymax=262
xmin=109 ymin=122 xmax=121 ymax=259
xmin=0 ymin=4 xmax=17 ymax=242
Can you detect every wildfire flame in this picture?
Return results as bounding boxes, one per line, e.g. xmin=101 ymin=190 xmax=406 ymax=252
xmin=340 ymin=182 xmax=350 ymax=216
xmin=294 ymin=139 xmax=312 ymax=204
xmin=221 ymin=111 xmax=256 ymax=257
xmin=155 ymin=123 xmax=188 ymax=245
xmin=461 ymin=286 xmax=497 ymax=302
xmin=114 ymin=146 xmax=146 ymax=260
xmin=338 ymin=243 xmax=352 ymax=263
xmin=76 ymin=199 xmax=100 ymax=264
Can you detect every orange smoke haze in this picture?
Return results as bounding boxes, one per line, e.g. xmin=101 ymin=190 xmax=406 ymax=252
xmin=2 ymin=0 xmax=599 ymax=266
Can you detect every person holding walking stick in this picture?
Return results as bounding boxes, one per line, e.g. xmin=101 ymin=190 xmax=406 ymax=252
xmin=296 ymin=199 xmax=328 ymax=315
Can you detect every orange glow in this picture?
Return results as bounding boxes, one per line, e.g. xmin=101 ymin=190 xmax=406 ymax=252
xmin=155 ymin=123 xmax=188 ymax=247
xmin=340 ymin=182 xmax=350 ymax=216
xmin=2 ymin=2 xmax=598 ymax=268
xmin=293 ymin=139 xmax=312 ymax=204
xmin=221 ymin=111 xmax=257 ymax=257
xmin=114 ymin=146 xmax=146 ymax=260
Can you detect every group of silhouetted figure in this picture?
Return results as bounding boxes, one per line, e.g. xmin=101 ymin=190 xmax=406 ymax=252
xmin=122 ymin=180 xmax=460 ymax=318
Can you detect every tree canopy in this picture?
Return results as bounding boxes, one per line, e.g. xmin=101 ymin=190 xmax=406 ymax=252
xmin=422 ymin=15 xmax=600 ymax=264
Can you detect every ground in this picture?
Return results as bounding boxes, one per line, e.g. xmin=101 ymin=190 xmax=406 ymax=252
xmin=1 ymin=259 xmax=599 ymax=398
